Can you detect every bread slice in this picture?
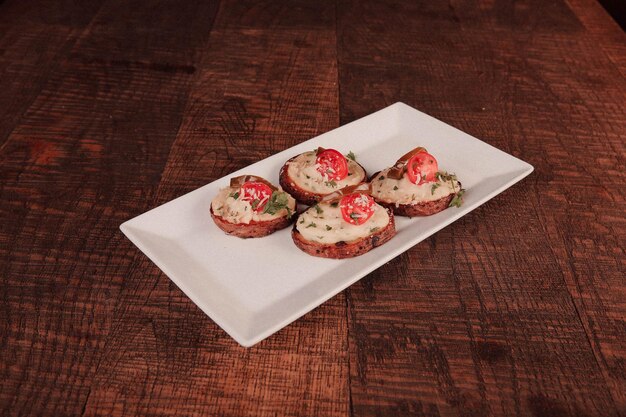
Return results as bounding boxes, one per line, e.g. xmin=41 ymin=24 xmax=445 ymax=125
xmin=291 ymin=207 xmax=396 ymax=259
xmin=374 ymin=195 xmax=456 ymax=217
xmin=210 ymin=206 xmax=293 ymax=238
xmin=279 ymin=155 xmax=368 ymax=205
xmin=370 ymin=170 xmax=462 ymax=217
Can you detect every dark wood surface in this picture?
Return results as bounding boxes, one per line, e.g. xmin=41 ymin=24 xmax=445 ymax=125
xmin=1 ymin=0 xmax=624 ymax=415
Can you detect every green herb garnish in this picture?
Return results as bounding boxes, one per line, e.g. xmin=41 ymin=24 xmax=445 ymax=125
xmin=347 ymin=151 xmax=356 ymax=161
xmin=262 ymin=191 xmax=292 ymax=217
xmin=314 ymin=205 xmax=323 ymax=214
xmin=229 ymin=191 xmax=240 ymax=200
xmin=251 ymin=199 xmax=260 ymax=209
xmin=436 ymin=171 xmax=458 ymax=182
xmin=326 ymin=225 xmax=332 ymax=231
xmin=330 ymin=202 xmax=339 ymax=207
xmin=325 ymin=180 xmax=337 ymax=188
xmin=431 ymin=183 xmax=440 ymax=195
xmin=449 ymin=189 xmax=465 ymax=208
xmin=306 ymin=222 xmax=317 ymax=228
xmin=378 ymin=175 xmax=385 ymax=180
xmin=370 ymin=227 xmax=380 ymax=233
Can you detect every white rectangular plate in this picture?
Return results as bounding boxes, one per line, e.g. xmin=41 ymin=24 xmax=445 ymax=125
xmin=121 ymin=102 xmax=533 ymax=347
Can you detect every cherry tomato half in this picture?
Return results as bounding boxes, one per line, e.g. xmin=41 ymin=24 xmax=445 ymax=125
xmin=316 ymin=149 xmax=349 ymax=181
xmin=240 ymin=181 xmax=273 ymax=212
xmin=340 ymin=193 xmax=375 ymax=225
xmin=406 ymin=151 xmax=438 ymax=184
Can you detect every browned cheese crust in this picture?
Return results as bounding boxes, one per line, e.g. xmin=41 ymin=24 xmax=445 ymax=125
xmin=279 ymin=154 xmax=368 ymax=205
xmin=291 ymin=208 xmax=396 ymax=259
xmin=210 ymin=206 xmax=293 ymax=238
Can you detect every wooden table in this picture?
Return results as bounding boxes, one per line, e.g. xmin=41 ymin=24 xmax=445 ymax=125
xmin=1 ymin=0 xmax=625 ymax=415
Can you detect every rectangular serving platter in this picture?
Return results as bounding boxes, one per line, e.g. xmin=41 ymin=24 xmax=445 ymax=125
xmin=120 ymin=102 xmax=534 ymax=347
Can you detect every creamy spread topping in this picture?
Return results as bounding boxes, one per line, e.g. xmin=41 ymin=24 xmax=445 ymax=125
xmin=296 ymin=202 xmax=389 ymax=244
xmin=211 ymin=186 xmax=296 ymax=224
xmin=286 ymin=151 xmax=366 ymax=194
xmin=371 ymin=168 xmax=460 ymax=205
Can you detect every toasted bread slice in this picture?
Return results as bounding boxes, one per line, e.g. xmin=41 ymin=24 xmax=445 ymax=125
xmin=292 ymin=207 xmax=396 ymax=259
xmin=210 ymin=175 xmax=296 ymax=238
xmin=374 ymin=194 xmax=456 ymax=217
xmin=370 ymin=170 xmax=462 ymax=217
xmin=279 ymin=154 xmax=368 ymax=205
xmin=210 ymin=206 xmax=293 ymax=238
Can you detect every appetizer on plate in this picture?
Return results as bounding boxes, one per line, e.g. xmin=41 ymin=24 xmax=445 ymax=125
xmin=371 ymin=147 xmax=464 ymax=217
xmin=292 ymin=183 xmax=396 ymax=259
xmin=279 ymin=147 xmax=367 ymax=205
xmin=211 ymin=175 xmax=296 ymax=238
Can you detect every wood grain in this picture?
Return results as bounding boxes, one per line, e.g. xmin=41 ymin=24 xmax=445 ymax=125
xmin=0 ymin=0 xmax=624 ymax=416
xmin=337 ymin=0 xmax=626 ymax=415
xmin=80 ymin=1 xmax=348 ymax=416
xmin=0 ymin=0 xmax=105 ymax=146
xmin=0 ymin=0 xmax=219 ymax=415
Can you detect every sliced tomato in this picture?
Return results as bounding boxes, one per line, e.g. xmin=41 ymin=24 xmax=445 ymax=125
xmin=316 ymin=149 xmax=349 ymax=180
xmin=240 ymin=181 xmax=273 ymax=212
xmin=340 ymin=193 xmax=375 ymax=225
xmin=406 ymin=151 xmax=438 ymax=184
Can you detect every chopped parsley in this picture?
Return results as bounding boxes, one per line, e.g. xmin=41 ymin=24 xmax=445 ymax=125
xmin=325 ymin=180 xmax=337 ymax=188
xmin=370 ymin=227 xmax=380 ymax=233
xmin=431 ymin=183 xmax=440 ymax=195
xmin=330 ymin=202 xmax=339 ymax=207
xmin=378 ymin=175 xmax=385 ymax=180
xmin=347 ymin=151 xmax=356 ymax=161
xmin=229 ymin=191 xmax=240 ymax=200
xmin=435 ymin=171 xmax=458 ymax=182
xmin=449 ymin=189 xmax=465 ymax=208
xmin=250 ymin=199 xmax=260 ymax=210
xmin=326 ymin=225 xmax=332 ymax=231
xmin=305 ymin=174 xmax=311 ymax=179
xmin=299 ymin=218 xmax=305 ymax=224
xmin=262 ymin=191 xmax=292 ymax=217
xmin=314 ymin=205 xmax=323 ymax=214
xmin=306 ymin=222 xmax=317 ymax=228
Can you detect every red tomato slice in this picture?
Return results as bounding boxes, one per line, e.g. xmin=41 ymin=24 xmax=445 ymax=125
xmin=406 ymin=152 xmax=438 ymax=184
xmin=316 ymin=149 xmax=349 ymax=180
xmin=240 ymin=181 xmax=273 ymax=212
xmin=340 ymin=193 xmax=376 ymax=225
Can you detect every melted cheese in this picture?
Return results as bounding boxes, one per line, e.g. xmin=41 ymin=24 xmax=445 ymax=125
xmin=371 ymin=168 xmax=460 ymax=206
xmin=296 ymin=202 xmax=389 ymax=244
xmin=286 ymin=151 xmax=366 ymax=194
xmin=211 ymin=186 xmax=296 ymax=224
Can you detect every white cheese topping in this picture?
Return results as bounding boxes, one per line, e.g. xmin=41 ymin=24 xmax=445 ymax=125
xmin=371 ymin=168 xmax=460 ymax=206
xmin=286 ymin=151 xmax=366 ymax=194
xmin=296 ymin=202 xmax=389 ymax=244
xmin=211 ymin=186 xmax=296 ymax=224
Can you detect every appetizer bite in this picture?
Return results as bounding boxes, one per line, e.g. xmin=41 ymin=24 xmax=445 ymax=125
xmin=211 ymin=175 xmax=296 ymax=238
xmin=292 ymin=184 xmax=396 ymax=259
xmin=279 ymin=147 xmax=367 ymax=205
xmin=371 ymin=147 xmax=464 ymax=217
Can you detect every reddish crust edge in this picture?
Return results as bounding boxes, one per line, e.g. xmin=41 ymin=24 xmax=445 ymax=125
xmin=210 ymin=206 xmax=293 ymax=238
xmin=291 ymin=207 xmax=396 ymax=259
xmin=375 ymin=195 xmax=456 ymax=217
xmin=370 ymin=171 xmax=462 ymax=217
xmin=279 ymin=154 xmax=368 ymax=206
